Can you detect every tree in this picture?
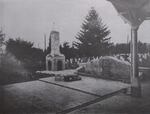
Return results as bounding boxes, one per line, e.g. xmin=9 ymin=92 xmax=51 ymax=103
xmin=0 ymin=30 xmax=5 ymax=47
xmin=138 ymin=41 xmax=148 ymax=54
xmin=60 ymin=42 xmax=78 ymax=59
xmin=111 ymin=43 xmax=130 ymax=54
xmin=46 ymin=37 xmax=51 ymax=55
xmin=74 ymin=7 xmax=111 ymax=57
xmin=60 ymin=42 xmax=70 ymax=59
xmin=6 ymin=38 xmax=45 ymax=72
xmin=110 ymin=41 xmax=148 ymax=54
xmin=6 ymin=38 xmax=33 ymax=60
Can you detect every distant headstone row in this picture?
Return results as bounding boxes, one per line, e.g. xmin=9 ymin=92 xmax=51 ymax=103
xmin=65 ymin=53 xmax=150 ymax=69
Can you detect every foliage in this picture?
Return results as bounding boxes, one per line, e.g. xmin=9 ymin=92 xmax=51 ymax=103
xmin=110 ymin=43 xmax=130 ymax=54
xmin=5 ymin=38 xmax=45 ymax=72
xmin=110 ymin=41 xmax=149 ymax=54
xmin=60 ymin=42 xmax=78 ymax=59
xmin=0 ymin=30 xmax=5 ymax=48
xmin=0 ymin=53 xmax=30 ymax=85
xmin=6 ymin=38 xmax=33 ymax=59
xmin=0 ymin=37 xmax=45 ymax=85
xmin=0 ymin=30 xmax=5 ymax=47
xmin=46 ymin=37 xmax=51 ymax=55
xmin=138 ymin=41 xmax=148 ymax=54
xmin=74 ymin=7 xmax=111 ymax=57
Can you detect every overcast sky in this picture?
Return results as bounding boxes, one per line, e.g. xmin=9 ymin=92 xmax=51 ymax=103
xmin=1 ymin=0 xmax=150 ymax=49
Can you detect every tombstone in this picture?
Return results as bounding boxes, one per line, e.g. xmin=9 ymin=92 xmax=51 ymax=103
xmin=46 ymin=31 xmax=65 ymax=71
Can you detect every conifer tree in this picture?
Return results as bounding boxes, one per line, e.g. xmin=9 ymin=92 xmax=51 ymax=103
xmin=74 ymin=7 xmax=111 ymax=57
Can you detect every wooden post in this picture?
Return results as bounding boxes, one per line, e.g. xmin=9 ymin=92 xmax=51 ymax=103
xmin=131 ymin=26 xmax=141 ymax=97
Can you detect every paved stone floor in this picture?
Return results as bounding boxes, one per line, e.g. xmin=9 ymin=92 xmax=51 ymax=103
xmin=70 ymin=80 xmax=150 ymax=114
xmin=1 ymin=80 xmax=98 ymax=114
xmin=1 ymin=76 xmax=150 ymax=114
xmin=40 ymin=76 xmax=129 ymax=96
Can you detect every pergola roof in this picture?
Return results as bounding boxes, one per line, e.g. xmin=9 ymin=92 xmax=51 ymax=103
xmin=106 ymin=0 xmax=150 ymax=97
xmin=107 ymin=0 xmax=150 ymax=27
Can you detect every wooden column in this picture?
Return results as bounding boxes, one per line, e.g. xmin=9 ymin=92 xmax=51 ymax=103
xmin=131 ymin=26 xmax=141 ymax=97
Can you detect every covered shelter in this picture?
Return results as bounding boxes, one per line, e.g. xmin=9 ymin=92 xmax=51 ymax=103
xmin=107 ymin=0 xmax=150 ymax=97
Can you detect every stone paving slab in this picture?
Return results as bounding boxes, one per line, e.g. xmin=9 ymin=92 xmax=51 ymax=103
xmin=69 ymin=80 xmax=150 ymax=114
xmin=2 ymin=81 xmax=98 ymax=113
xmin=40 ymin=76 xmax=130 ymax=96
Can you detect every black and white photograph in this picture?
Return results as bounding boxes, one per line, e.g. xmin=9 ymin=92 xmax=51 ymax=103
xmin=0 ymin=0 xmax=150 ymax=114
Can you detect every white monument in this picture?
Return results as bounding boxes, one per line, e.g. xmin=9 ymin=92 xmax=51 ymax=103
xmin=46 ymin=31 xmax=65 ymax=71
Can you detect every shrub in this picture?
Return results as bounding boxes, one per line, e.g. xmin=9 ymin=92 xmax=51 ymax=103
xmin=0 ymin=53 xmax=30 ymax=85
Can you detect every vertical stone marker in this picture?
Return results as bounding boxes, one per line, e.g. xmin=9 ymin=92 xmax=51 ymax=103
xmin=46 ymin=31 xmax=65 ymax=71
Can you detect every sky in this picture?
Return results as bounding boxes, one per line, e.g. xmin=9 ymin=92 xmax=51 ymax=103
xmin=1 ymin=0 xmax=150 ymax=49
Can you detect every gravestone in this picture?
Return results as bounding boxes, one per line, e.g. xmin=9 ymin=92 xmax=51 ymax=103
xmin=46 ymin=31 xmax=65 ymax=71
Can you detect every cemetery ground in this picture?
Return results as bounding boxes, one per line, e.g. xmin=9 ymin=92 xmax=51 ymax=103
xmin=0 ymin=73 xmax=150 ymax=114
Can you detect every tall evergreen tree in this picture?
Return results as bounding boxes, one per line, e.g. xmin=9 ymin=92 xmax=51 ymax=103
xmin=74 ymin=7 xmax=111 ymax=57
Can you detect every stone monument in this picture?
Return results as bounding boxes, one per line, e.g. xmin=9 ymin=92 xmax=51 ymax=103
xmin=46 ymin=31 xmax=65 ymax=71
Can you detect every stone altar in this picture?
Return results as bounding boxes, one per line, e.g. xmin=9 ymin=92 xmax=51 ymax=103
xmin=46 ymin=31 xmax=65 ymax=71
